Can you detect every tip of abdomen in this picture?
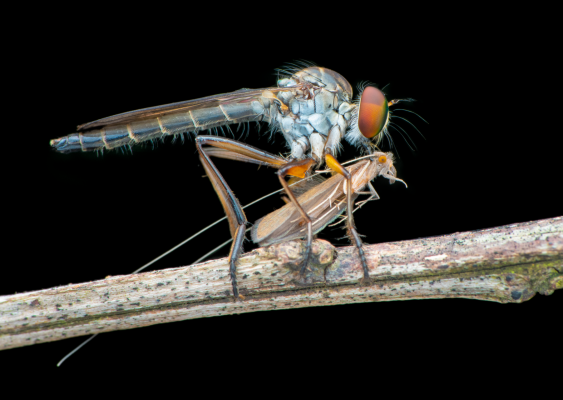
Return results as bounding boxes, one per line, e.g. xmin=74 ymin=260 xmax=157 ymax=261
xmin=50 ymin=136 xmax=82 ymax=153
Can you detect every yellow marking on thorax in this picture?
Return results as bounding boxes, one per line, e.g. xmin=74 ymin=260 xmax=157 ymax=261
xmin=262 ymin=90 xmax=288 ymax=112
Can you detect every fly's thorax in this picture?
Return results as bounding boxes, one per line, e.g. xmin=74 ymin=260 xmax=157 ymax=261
xmin=290 ymin=67 xmax=353 ymax=98
xmin=274 ymin=67 xmax=357 ymax=159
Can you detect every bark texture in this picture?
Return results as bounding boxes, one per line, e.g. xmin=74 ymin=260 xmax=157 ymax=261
xmin=1 ymin=216 xmax=561 ymax=351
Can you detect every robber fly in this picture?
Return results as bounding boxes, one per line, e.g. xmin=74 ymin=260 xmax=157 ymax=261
xmin=50 ymin=64 xmax=408 ymax=164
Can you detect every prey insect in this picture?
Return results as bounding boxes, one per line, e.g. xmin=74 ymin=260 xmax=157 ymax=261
xmin=198 ymin=136 xmax=406 ymax=298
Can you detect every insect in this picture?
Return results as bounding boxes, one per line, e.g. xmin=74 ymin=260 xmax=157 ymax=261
xmin=197 ymin=135 xmax=406 ymax=298
xmin=50 ymin=64 xmax=410 ymax=164
xmin=49 ymin=63 xmax=413 ymax=299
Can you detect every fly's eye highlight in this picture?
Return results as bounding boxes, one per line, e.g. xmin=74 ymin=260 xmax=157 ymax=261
xmin=358 ymin=86 xmax=389 ymax=139
xmin=378 ymin=155 xmax=387 ymax=164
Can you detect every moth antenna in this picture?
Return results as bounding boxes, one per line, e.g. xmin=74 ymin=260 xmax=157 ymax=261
xmin=57 ymin=334 xmax=99 ymax=367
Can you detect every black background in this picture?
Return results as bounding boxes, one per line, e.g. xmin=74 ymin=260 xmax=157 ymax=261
xmin=2 ymin=5 xmax=560 ymax=381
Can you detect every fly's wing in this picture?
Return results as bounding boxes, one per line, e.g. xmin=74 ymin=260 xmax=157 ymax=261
xmin=251 ymin=173 xmax=355 ymax=246
xmin=52 ymin=87 xmax=295 ymax=153
xmin=77 ymin=87 xmax=286 ymax=131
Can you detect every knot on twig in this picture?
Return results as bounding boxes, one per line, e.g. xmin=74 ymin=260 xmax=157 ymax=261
xmin=255 ymin=239 xmax=336 ymax=283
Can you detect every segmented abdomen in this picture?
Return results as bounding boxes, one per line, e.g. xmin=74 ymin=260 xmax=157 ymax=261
xmin=51 ymin=101 xmax=265 ymax=153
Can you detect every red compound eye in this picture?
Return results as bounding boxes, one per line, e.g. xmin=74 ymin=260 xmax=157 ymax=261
xmin=358 ymin=87 xmax=389 ymax=139
xmin=378 ymin=155 xmax=387 ymax=164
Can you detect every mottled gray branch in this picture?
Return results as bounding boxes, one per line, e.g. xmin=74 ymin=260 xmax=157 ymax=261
xmin=1 ymin=217 xmax=562 ymax=351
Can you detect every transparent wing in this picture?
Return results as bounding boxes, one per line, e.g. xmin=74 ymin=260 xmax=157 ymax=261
xmin=78 ymin=87 xmax=284 ymax=131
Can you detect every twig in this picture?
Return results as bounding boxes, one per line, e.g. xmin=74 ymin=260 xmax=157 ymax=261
xmin=1 ymin=216 xmax=561 ymax=351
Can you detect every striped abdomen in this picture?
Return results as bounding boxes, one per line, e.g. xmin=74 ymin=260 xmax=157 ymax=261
xmin=51 ymin=97 xmax=268 ymax=153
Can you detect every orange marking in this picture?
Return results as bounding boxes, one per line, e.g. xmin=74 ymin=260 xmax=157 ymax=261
xmin=325 ymin=154 xmax=346 ymax=175
xmin=378 ymin=155 xmax=387 ymax=163
xmin=286 ymin=158 xmax=314 ymax=178
xmin=262 ymin=90 xmax=288 ymax=112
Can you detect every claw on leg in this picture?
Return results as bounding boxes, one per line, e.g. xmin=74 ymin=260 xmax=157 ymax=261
xmin=349 ymin=227 xmax=371 ymax=285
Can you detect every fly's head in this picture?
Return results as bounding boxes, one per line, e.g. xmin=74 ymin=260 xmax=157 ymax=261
xmin=346 ymin=86 xmax=390 ymax=151
xmin=361 ymin=87 xmax=390 ymax=143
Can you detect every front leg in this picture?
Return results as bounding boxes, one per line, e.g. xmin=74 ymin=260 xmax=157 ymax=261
xmin=324 ymin=154 xmax=371 ymax=284
xmin=277 ymin=158 xmax=316 ymax=276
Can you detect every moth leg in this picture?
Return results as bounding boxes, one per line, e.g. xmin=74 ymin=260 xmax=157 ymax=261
xmin=196 ymin=137 xmax=250 ymax=300
xmin=277 ymin=158 xmax=316 ymax=276
xmin=355 ymin=182 xmax=381 ymax=206
xmin=356 ymin=182 xmax=380 ymax=199
xmin=325 ymin=154 xmax=370 ymax=284
xmin=367 ymin=182 xmax=380 ymax=200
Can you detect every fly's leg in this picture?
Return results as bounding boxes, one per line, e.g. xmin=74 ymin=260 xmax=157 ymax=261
xmin=196 ymin=137 xmax=251 ymax=300
xmin=196 ymin=136 xmax=314 ymax=297
xmin=325 ymin=154 xmax=371 ymax=284
xmin=277 ymin=158 xmax=316 ymax=276
xmin=196 ymin=135 xmax=316 ymax=282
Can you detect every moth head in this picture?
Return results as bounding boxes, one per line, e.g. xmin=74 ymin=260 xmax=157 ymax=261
xmin=374 ymin=152 xmax=394 ymax=172
xmin=374 ymin=152 xmax=406 ymax=187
